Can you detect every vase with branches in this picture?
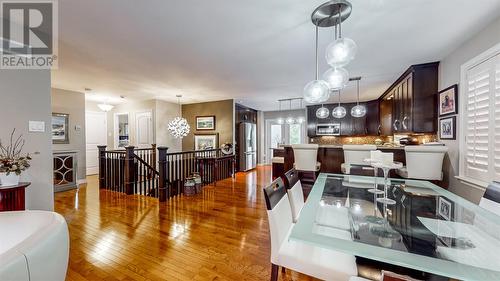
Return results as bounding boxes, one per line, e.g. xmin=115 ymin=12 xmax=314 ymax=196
xmin=0 ymin=129 xmax=32 ymax=186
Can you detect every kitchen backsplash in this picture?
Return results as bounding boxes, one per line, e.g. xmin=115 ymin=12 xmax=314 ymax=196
xmin=309 ymin=134 xmax=437 ymax=145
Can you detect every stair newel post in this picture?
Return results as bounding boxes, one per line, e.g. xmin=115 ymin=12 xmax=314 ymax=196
xmin=98 ymin=145 xmax=107 ymax=189
xmin=151 ymin=144 xmax=157 ymax=168
xmin=158 ymin=146 xmax=169 ymax=202
xmin=124 ymin=146 xmax=135 ymax=195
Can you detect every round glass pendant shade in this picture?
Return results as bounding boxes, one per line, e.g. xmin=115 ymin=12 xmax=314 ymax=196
xmin=286 ymin=117 xmax=295 ymax=124
xmin=316 ymin=106 xmax=330 ymax=119
xmin=351 ymin=104 xmax=367 ymax=118
xmin=325 ymin=38 xmax=357 ymax=67
xmin=323 ymin=67 xmax=349 ymax=90
xmin=296 ymin=116 xmax=305 ymax=124
xmin=303 ymin=79 xmax=330 ymax=103
xmin=332 ymin=105 xmax=347 ymax=119
xmin=277 ymin=117 xmax=284 ymax=125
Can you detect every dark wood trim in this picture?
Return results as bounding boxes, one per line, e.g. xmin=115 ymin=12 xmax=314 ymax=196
xmin=380 ymin=62 xmax=439 ymax=100
xmin=263 ymin=177 xmax=286 ymax=210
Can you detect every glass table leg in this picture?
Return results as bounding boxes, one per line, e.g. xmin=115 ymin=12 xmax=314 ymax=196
xmin=368 ymin=167 xmax=384 ymax=194
xmin=377 ymin=167 xmax=396 ymax=205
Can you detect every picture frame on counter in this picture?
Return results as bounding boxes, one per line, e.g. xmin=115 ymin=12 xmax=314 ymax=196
xmin=438 ymin=196 xmax=453 ymax=221
xmin=196 ymin=115 xmax=216 ymax=130
xmin=438 ymin=84 xmax=458 ymax=117
xmin=52 ymin=113 xmax=69 ymax=144
xmin=194 ymin=133 xmax=218 ymax=150
xmin=439 ymin=116 xmax=456 ymax=140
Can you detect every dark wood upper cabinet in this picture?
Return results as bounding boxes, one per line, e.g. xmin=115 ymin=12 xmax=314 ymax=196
xmin=380 ymin=62 xmax=439 ymax=134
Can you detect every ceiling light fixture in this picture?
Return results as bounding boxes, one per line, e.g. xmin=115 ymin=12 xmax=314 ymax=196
xmin=168 ymin=95 xmax=190 ymax=138
xmin=316 ymin=105 xmax=330 ymax=119
xmin=350 ymin=77 xmax=366 ymax=118
xmin=325 ymin=4 xmax=357 ymax=67
xmin=303 ymin=25 xmax=330 ymax=104
xmin=332 ymin=90 xmax=346 ymax=119
xmin=97 ymin=103 xmax=114 ymax=112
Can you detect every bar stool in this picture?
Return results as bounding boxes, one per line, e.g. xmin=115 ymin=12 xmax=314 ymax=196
xmin=396 ymin=146 xmax=448 ymax=181
xmin=291 ymin=144 xmax=320 ymax=182
xmin=342 ymin=145 xmax=377 ymax=174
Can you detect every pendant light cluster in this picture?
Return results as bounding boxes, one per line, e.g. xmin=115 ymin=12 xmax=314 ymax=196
xmin=276 ymin=98 xmax=305 ymax=124
xmin=168 ymin=95 xmax=190 ymax=138
xmin=304 ymin=0 xmax=364 ymax=118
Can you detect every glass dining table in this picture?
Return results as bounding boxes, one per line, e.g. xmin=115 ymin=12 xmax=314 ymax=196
xmin=289 ymin=173 xmax=500 ymax=281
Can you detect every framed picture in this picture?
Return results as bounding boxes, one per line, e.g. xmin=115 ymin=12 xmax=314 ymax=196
xmin=194 ymin=133 xmax=218 ymax=150
xmin=439 ymin=116 xmax=456 ymax=140
xmin=438 ymin=84 xmax=458 ymax=117
xmin=438 ymin=197 xmax=453 ymax=221
xmin=52 ymin=113 xmax=69 ymax=144
xmin=196 ymin=115 xmax=216 ymax=130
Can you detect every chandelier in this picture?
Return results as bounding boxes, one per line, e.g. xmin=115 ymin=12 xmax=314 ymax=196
xmin=304 ymin=0 xmax=357 ymax=102
xmin=168 ymin=95 xmax=190 ymax=138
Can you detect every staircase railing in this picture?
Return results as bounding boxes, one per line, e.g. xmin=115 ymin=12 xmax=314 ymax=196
xmin=98 ymin=145 xmax=235 ymax=202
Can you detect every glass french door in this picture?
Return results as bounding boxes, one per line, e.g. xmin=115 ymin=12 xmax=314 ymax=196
xmin=265 ymin=120 xmax=305 ymax=164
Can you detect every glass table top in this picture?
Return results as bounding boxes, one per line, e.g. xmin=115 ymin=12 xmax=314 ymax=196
xmin=289 ymin=173 xmax=500 ymax=281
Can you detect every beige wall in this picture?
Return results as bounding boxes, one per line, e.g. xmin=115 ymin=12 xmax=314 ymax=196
xmin=51 ymin=88 xmax=86 ymax=181
xmin=0 ymin=70 xmax=53 ymax=210
xmin=155 ymin=100 xmax=182 ymax=152
xmin=182 ymin=99 xmax=234 ymax=151
xmin=439 ymin=15 xmax=500 ymax=203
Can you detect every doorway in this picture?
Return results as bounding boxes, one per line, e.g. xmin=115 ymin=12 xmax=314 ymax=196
xmin=264 ymin=120 xmax=305 ymax=164
xmin=85 ymin=111 xmax=107 ymax=175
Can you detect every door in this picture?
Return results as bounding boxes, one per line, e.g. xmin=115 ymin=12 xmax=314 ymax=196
xmin=265 ymin=120 xmax=305 ymax=164
xmin=136 ymin=111 xmax=153 ymax=148
xmin=85 ymin=111 xmax=107 ymax=175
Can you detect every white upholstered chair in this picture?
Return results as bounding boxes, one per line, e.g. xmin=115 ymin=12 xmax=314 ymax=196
xmin=291 ymin=144 xmax=320 ymax=178
xmin=263 ymin=177 xmax=365 ymax=281
xmin=284 ymin=168 xmax=304 ymax=223
xmin=342 ymin=145 xmax=377 ymax=174
xmin=396 ymin=146 xmax=448 ymax=180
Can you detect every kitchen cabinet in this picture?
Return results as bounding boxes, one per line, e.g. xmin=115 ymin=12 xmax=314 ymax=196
xmin=381 ymin=62 xmax=439 ymax=134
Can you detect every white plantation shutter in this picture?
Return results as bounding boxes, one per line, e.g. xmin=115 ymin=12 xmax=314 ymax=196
xmin=463 ymin=53 xmax=500 ymax=183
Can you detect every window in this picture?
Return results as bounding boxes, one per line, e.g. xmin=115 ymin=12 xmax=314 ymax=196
xmin=289 ymin=124 xmax=302 ymax=144
xmin=460 ymin=50 xmax=500 ymax=185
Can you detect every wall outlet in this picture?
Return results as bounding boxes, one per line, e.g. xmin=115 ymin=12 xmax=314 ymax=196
xmin=75 ymin=125 xmax=81 ymax=132
xmin=29 ymin=121 xmax=45 ymax=132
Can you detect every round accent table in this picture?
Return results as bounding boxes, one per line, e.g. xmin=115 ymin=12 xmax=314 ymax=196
xmin=0 ymin=182 xmax=30 ymax=212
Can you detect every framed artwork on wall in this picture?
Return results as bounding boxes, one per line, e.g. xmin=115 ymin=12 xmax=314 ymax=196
xmin=438 ymin=84 xmax=458 ymax=117
xmin=52 ymin=113 xmax=69 ymax=144
xmin=194 ymin=133 xmax=218 ymax=150
xmin=196 ymin=115 xmax=216 ymax=130
xmin=439 ymin=116 xmax=456 ymax=140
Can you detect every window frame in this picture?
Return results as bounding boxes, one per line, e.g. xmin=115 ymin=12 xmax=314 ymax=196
xmin=459 ymin=42 xmax=500 ymax=188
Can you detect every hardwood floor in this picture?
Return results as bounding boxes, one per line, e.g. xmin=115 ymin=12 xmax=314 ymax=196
xmin=55 ymin=166 xmax=315 ymax=281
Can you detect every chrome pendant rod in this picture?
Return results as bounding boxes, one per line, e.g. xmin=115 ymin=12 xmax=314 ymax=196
xmin=315 ymin=25 xmax=319 ymax=80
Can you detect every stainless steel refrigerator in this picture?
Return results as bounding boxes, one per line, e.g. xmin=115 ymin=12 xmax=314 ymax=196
xmin=239 ymin=122 xmax=257 ymax=171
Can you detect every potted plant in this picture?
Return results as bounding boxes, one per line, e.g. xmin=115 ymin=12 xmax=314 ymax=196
xmin=0 ymin=129 xmax=31 ymax=187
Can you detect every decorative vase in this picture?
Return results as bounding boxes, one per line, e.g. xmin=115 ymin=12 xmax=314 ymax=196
xmin=0 ymin=172 xmax=20 ymax=187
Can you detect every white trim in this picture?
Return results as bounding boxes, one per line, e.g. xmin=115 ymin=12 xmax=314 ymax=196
xmin=458 ymin=42 xmax=500 ymax=184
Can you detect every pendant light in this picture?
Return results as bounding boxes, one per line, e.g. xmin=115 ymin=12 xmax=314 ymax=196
xmin=303 ymin=25 xmax=330 ymax=104
xmin=316 ymin=105 xmax=330 ymax=119
xmin=323 ymin=17 xmax=349 ymax=90
xmin=168 ymin=95 xmax=190 ymax=138
xmin=325 ymin=6 xmax=357 ymax=67
xmin=332 ymin=90 xmax=346 ymax=119
xmin=285 ymin=100 xmax=296 ymax=124
xmin=351 ymin=77 xmax=366 ymax=118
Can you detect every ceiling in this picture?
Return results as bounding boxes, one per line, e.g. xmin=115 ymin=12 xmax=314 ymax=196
xmin=52 ymin=0 xmax=500 ymax=110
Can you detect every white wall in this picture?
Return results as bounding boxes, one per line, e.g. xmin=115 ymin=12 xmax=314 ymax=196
xmin=51 ymin=88 xmax=86 ymax=181
xmin=439 ymin=15 xmax=500 ymax=203
xmin=0 ymin=70 xmax=53 ymax=210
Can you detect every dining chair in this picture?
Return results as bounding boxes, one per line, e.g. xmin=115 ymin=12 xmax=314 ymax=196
xmin=291 ymin=144 xmax=321 ymax=181
xmin=479 ymin=181 xmax=500 ymax=214
xmin=263 ymin=177 xmax=363 ymax=281
xmin=396 ymin=146 xmax=448 ymax=180
xmin=342 ymin=145 xmax=377 ymax=174
xmin=283 ymin=168 xmax=304 ymax=223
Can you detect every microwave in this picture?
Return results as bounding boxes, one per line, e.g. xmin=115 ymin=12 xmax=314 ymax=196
xmin=316 ymin=123 xmax=340 ymax=136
